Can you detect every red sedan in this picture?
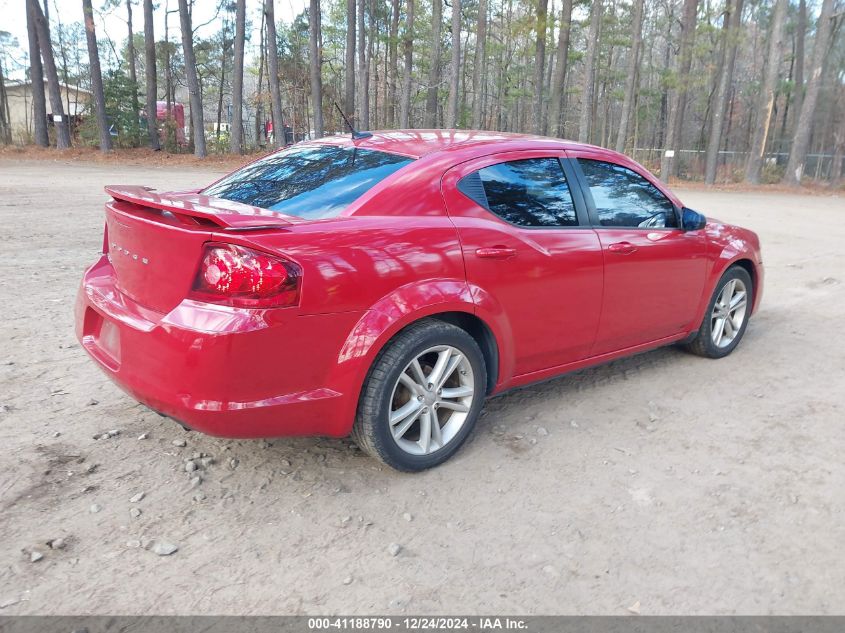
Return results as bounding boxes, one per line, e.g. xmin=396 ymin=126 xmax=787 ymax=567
xmin=76 ymin=130 xmax=763 ymax=471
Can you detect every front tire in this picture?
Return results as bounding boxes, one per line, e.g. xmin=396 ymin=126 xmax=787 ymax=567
xmin=683 ymin=266 xmax=753 ymax=359
xmin=352 ymin=319 xmax=487 ymax=471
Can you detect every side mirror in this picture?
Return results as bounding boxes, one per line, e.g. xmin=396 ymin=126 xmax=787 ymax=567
xmin=681 ymin=207 xmax=707 ymax=231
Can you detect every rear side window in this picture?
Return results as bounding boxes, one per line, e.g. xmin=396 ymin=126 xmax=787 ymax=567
xmin=460 ymin=158 xmax=578 ymax=227
xmin=578 ymin=159 xmax=677 ymax=228
xmin=203 ymin=145 xmax=414 ymax=219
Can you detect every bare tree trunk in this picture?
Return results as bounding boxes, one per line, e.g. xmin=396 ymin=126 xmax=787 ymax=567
xmin=357 ymin=0 xmax=369 ymax=128
xmin=654 ymin=1 xmax=674 ymax=150
xmin=26 ymin=0 xmax=49 ymax=147
xmin=614 ymin=0 xmax=644 ymax=153
xmin=0 ymin=59 xmax=10 ymax=144
xmin=164 ymin=6 xmax=174 ymax=148
xmin=660 ymin=0 xmax=698 ymax=181
xmin=230 ymin=0 xmax=245 ymax=153
xmin=82 ymin=0 xmax=112 ymax=151
xmin=309 ymin=0 xmax=324 ymax=137
xmin=373 ymin=7 xmax=381 ymax=129
xmin=547 ymin=0 xmax=571 ymax=138
xmin=142 ymin=0 xmax=159 ymax=150
xmin=531 ymin=0 xmax=548 ymax=134
xmin=399 ymin=0 xmax=414 ymax=127
xmin=54 ymin=10 xmax=71 ymax=119
xmin=366 ymin=0 xmax=374 ymax=126
xmin=177 ymin=0 xmax=206 ymax=157
xmin=577 ymin=0 xmax=601 ymax=143
xmin=704 ymin=0 xmax=743 ymax=184
xmin=255 ymin=7 xmax=266 ymax=148
xmin=216 ymin=20 xmax=227 ymax=143
xmin=783 ymin=0 xmax=834 ymax=185
xmin=445 ymin=0 xmax=461 ymax=127
xmin=387 ymin=0 xmax=399 ymax=127
xmin=792 ymin=0 xmax=806 ymax=131
xmin=265 ymin=0 xmax=285 ymax=147
xmin=425 ymin=0 xmax=443 ymax=127
xmin=470 ymin=0 xmax=487 ymax=129
xmin=831 ymin=90 xmax=845 ymax=184
xmin=345 ymin=0 xmax=356 ymax=120
xmin=745 ymin=0 xmax=786 ymax=184
xmin=125 ymin=0 xmax=141 ymax=145
xmin=30 ymin=0 xmax=71 ymax=148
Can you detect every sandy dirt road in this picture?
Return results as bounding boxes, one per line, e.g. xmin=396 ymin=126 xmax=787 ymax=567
xmin=0 ymin=158 xmax=843 ymax=615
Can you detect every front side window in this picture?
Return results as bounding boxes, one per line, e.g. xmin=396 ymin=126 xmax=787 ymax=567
xmin=203 ymin=145 xmax=414 ymax=219
xmin=578 ymin=159 xmax=677 ymax=228
xmin=460 ymin=158 xmax=578 ymax=227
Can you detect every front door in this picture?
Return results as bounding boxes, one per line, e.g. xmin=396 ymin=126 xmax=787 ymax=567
xmin=568 ymin=153 xmax=708 ymax=355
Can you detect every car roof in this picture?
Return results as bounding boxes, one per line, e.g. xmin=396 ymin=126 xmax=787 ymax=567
xmin=309 ymin=129 xmax=615 ymax=161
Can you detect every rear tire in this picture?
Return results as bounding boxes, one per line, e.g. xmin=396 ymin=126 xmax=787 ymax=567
xmin=352 ymin=319 xmax=487 ymax=472
xmin=683 ymin=266 xmax=753 ymax=359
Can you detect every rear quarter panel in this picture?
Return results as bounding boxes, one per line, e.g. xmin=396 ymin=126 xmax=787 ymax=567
xmin=223 ymin=213 xmax=474 ymax=434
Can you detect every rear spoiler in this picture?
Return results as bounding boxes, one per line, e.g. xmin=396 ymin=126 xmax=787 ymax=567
xmin=104 ymin=185 xmax=297 ymax=229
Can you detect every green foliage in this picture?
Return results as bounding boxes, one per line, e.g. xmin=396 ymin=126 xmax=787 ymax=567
xmin=80 ymin=69 xmax=141 ymax=148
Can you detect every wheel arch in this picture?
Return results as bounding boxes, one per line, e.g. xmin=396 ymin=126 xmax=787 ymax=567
xmin=710 ymin=256 xmax=761 ymax=313
xmin=327 ymin=278 xmax=509 ymax=435
xmin=339 ymin=307 xmax=501 ymax=403
xmin=425 ymin=311 xmax=499 ymax=395
xmin=688 ymin=253 xmax=762 ymax=340
xmin=729 ymin=258 xmax=760 ymax=311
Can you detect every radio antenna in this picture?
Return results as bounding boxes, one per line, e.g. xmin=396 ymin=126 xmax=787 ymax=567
xmin=334 ymin=102 xmax=372 ymax=140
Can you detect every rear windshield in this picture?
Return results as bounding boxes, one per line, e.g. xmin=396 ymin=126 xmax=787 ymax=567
xmin=202 ymin=145 xmax=414 ymax=219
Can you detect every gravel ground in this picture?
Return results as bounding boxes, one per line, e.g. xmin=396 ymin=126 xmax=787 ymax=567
xmin=0 ymin=158 xmax=843 ymax=615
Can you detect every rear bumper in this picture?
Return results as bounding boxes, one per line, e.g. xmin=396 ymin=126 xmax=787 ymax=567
xmin=75 ymin=257 xmax=363 ymax=438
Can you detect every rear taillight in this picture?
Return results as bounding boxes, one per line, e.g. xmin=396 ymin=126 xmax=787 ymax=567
xmin=189 ymin=243 xmax=301 ymax=308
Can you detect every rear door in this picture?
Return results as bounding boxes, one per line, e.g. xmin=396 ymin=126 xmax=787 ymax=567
xmin=567 ymin=151 xmax=707 ymax=355
xmin=442 ymin=151 xmax=604 ymax=377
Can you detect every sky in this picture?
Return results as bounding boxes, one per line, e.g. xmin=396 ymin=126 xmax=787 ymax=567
xmin=0 ymin=0 xmax=309 ymax=80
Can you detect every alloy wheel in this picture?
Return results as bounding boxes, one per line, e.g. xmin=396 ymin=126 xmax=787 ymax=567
xmin=388 ymin=345 xmax=475 ymax=456
xmin=710 ymin=278 xmax=748 ymax=348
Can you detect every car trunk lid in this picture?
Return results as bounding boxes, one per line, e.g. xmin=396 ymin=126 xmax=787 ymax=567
xmin=103 ymin=186 xmax=297 ymax=314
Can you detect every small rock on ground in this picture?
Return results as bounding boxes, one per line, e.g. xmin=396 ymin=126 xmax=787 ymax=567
xmin=149 ymin=541 xmax=179 ymax=556
xmin=388 ymin=543 xmax=402 ymax=557
xmin=172 ymin=439 xmax=187 ymax=447
xmin=129 ymin=492 xmax=145 ymax=503
xmin=89 ymin=504 xmax=102 ymax=513
xmin=129 ymin=508 xmax=142 ymax=519
xmin=30 ymin=551 xmax=43 ymax=563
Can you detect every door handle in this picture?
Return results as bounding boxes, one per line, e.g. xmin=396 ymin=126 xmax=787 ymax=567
xmin=608 ymin=241 xmax=638 ymax=255
xmin=476 ymin=247 xmax=517 ymax=259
